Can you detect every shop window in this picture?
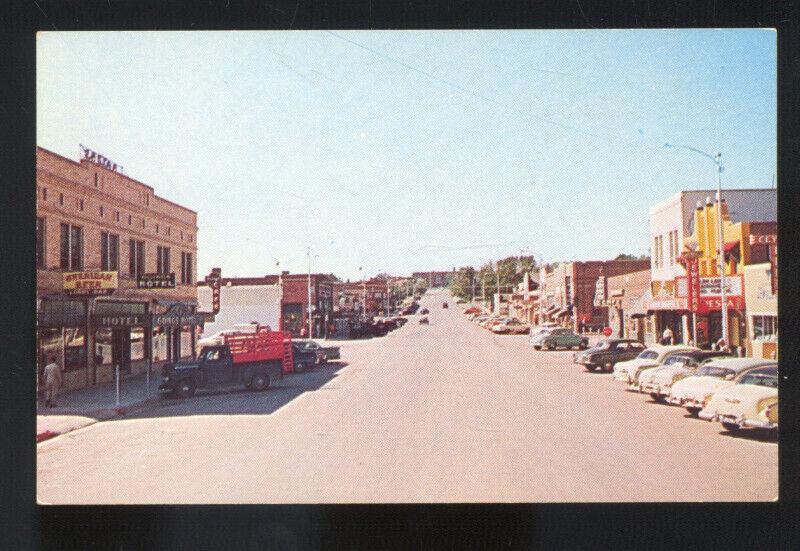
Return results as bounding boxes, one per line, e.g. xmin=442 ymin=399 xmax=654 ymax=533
xmin=94 ymin=328 xmax=113 ymax=365
xmin=752 ymin=315 xmax=778 ymax=341
xmin=181 ymin=252 xmax=192 ymax=284
xmin=128 ymin=214 xmax=132 ymax=225
xmin=95 ymin=301 xmax=146 ymax=315
xmin=94 ymin=173 xmax=99 ymax=187
xmin=64 ymin=327 xmax=86 ymax=371
xmin=750 ymin=244 xmax=770 ymax=264
xmin=152 ymin=327 xmax=168 ymax=362
xmin=42 ymin=187 xmax=47 ymax=201
xmin=99 ymin=205 xmax=104 ymax=217
xmin=130 ymin=327 xmax=146 ymax=361
xmin=36 ymin=217 xmax=45 ymax=268
xmin=181 ymin=327 xmax=193 ymax=359
xmin=38 ymin=328 xmax=63 ymax=372
xmin=115 ymin=210 xmax=120 ymax=223
xmin=79 ymin=198 xmax=84 ymax=211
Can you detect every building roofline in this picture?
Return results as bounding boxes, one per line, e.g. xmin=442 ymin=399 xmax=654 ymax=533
xmin=37 ymin=145 xmax=198 ymax=216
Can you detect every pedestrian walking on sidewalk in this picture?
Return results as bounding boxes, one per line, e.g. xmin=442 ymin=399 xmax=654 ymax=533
xmin=44 ymin=356 xmax=63 ymax=408
xmin=661 ymin=326 xmax=674 ymax=345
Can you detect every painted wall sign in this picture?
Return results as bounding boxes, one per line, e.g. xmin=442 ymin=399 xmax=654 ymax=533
xmin=63 ymin=271 xmax=118 ymax=295
xmin=92 ymin=314 xmax=146 ymax=327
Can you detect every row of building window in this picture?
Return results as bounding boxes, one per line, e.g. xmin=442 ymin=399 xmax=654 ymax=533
xmin=38 ymin=185 xmax=193 ymax=243
xmin=653 ymin=230 xmax=680 ymax=269
xmin=36 ymin=217 xmax=193 ymax=284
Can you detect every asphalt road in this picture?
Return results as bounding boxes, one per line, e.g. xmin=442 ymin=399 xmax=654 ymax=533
xmin=37 ymin=289 xmax=777 ymax=503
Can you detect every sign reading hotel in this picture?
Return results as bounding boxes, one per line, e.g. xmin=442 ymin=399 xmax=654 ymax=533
xmin=137 ymin=273 xmax=176 ymax=289
xmin=63 ymin=271 xmax=118 ymax=296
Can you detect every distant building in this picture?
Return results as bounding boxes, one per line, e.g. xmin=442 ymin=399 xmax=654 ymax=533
xmin=412 ymin=270 xmax=456 ymax=288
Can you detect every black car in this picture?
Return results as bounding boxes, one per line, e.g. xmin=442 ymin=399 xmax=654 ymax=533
xmin=294 ymin=340 xmax=341 ymax=365
xmin=419 ymin=316 xmax=429 ymax=324
xmin=442 ymin=302 xmax=448 ymax=308
xmin=420 ymin=308 xmax=430 ymax=315
xmin=292 ymin=342 xmax=320 ymax=372
xmin=573 ymin=338 xmax=647 ymax=372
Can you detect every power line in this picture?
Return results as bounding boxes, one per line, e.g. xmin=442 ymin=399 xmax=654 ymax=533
xmin=325 ymin=31 xmax=657 ymax=152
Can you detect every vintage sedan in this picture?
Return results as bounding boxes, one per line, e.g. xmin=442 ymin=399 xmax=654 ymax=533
xmin=573 ymin=338 xmax=646 ymax=372
xmin=612 ymin=344 xmax=698 ymax=390
xmin=638 ymin=350 xmax=732 ymax=400
xmin=668 ymin=357 xmax=775 ymax=417
xmin=490 ymin=319 xmax=530 ymax=334
xmin=530 ymin=327 xmax=589 ymax=350
xmin=699 ymin=365 xmax=778 ymax=431
xmin=294 ymin=340 xmax=341 ymax=365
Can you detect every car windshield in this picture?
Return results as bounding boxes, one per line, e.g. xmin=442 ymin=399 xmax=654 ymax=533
xmin=738 ymin=372 xmax=778 ymax=388
xmin=592 ymin=340 xmax=610 ymax=350
xmin=637 ymin=350 xmax=659 ymax=360
xmin=695 ymin=366 xmax=735 ymax=379
xmin=663 ymin=355 xmax=688 ymax=366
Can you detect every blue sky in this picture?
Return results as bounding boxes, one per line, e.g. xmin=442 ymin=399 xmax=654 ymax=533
xmin=37 ymin=30 xmax=776 ymax=281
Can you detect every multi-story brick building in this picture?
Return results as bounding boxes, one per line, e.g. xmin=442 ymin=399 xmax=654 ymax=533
xmin=36 ymin=146 xmax=201 ymax=391
xmin=411 ymin=270 xmax=456 ymax=288
xmin=332 ymin=278 xmax=391 ymax=317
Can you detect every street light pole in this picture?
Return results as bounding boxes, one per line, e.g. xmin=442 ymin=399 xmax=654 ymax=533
xmin=495 ymin=260 xmax=501 ymax=314
xmin=661 ymin=143 xmax=728 ymax=346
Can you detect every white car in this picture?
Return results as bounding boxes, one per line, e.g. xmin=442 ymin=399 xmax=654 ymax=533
xmin=639 ymin=352 xmax=732 ymax=401
xmin=699 ymin=365 xmax=778 ymax=430
xmin=612 ymin=344 xmax=698 ymax=390
xmin=667 ymin=357 xmax=775 ymax=416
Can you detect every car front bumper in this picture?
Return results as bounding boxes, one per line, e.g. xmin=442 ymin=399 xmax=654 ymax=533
xmin=743 ymin=418 xmax=778 ymax=430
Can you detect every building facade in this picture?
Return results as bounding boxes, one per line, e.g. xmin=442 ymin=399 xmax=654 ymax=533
xmin=647 ymin=189 xmax=777 ymax=347
xmin=332 ymin=279 xmax=391 ymax=317
xmin=36 ymin=146 xmax=200 ymax=391
xmin=598 ymin=269 xmax=651 ymax=342
xmin=412 ymin=270 xmax=456 ymax=288
xmin=538 ymin=260 xmax=650 ymax=331
xmin=199 ymin=269 xmax=338 ymax=338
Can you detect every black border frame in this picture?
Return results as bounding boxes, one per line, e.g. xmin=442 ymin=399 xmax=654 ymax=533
xmin=2 ymin=1 xmax=797 ymax=549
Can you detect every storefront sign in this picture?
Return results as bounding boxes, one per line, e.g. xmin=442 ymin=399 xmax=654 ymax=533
xmin=152 ymin=302 xmax=204 ymax=327
xmin=63 ymin=271 xmax=118 ymax=295
xmin=137 ymin=273 xmax=176 ymax=289
xmin=749 ymin=234 xmax=777 ymax=245
xmin=93 ymin=314 xmax=147 ymax=327
xmin=697 ymin=295 xmax=745 ymax=313
xmin=686 ymin=257 xmax=701 ymax=313
xmin=699 ymin=275 xmax=743 ymax=297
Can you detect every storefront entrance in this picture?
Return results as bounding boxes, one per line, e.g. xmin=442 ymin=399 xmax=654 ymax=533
xmin=111 ymin=328 xmax=132 ymax=374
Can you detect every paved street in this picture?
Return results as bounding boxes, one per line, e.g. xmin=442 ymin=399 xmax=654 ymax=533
xmin=37 ymin=289 xmax=777 ymax=504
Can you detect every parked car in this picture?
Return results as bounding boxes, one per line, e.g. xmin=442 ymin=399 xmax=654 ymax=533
xmin=667 ymin=358 xmax=775 ymax=417
xmin=638 ymin=351 xmax=733 ymax=400
xmin=573 ymin=338 xmax=646 ymax=372
xmin=530 ymin=327 xmax=589 ymax=350
xmin=612 ymin=344 xmax=698 ymax=389
xmin=419 ymin=316 xmax=429 ymax=325
xmin=442 ymin=302 xmax=448 ymax=308
xmin=294 ymin=340 xmax=341 ymax=365
xmin=491 ymin=319 xmax=530 ymax=334
xmin=463 ymin=307 xmax=482 ymax=315
xmin=419 ymin=308 xmax=430 ymax=315
xmin=292 ymin=342 xmax=320 ymax=372
xmin=699 ymin=365 xmax=778 ymax=431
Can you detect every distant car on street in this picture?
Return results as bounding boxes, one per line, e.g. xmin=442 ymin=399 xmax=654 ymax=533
xmin=530 ymin=327 xmax=588 ymax=350
xmin=442 ymin=302 xmax=448 ymax=308
xmin=573 ymin=338 xmax=646 ymax=372
xmin=419 ymin=316 xmax=429 ymax=324
xmin=491 ymin=319 xmax=530 ymax=334
xmin=420 ymin=308 xmax=430 ymax=315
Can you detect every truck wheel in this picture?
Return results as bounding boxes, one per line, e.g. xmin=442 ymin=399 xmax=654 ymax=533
xmin=649 ymin=392 xmax=660 ymax=400
xmin=251 ymin=372 xmax=270 ymax=391
xmin=177 ymin=379 xmax=196 ymax=399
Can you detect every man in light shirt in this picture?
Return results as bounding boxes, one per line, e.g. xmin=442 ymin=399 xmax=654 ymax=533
xmin=43 ymin=356 xmax=63 ymax=408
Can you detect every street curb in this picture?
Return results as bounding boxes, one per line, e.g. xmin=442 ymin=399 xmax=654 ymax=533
xmin=36 ymin=395 xmax=162 ymax=444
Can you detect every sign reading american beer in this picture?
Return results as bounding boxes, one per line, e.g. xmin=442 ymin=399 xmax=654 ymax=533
xmin=63 ymin=271 xmax=118 ymax=295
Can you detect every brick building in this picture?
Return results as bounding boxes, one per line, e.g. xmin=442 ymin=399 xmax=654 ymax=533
xmin=199 ymin=269 xmax=338 ymax=338
xmin=596 ymin=269 xmax=652 ymax=341
xmin=36 ymin=146 xmax=200 ymax=391
xmin=411 ymin=270 xmax=456 ymax=288
xmin=538 ymin=259 xmax=651 ymax=331
xmin=332 ymin=279 xmax=392 ymax=317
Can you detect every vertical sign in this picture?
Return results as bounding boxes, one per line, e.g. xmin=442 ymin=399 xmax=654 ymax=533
xmin=211 ymin=280 xmax=221 ymax=314
xmin=770 ymin=243 xmax=777 ymax=296
xmin=686 ymin=256 xmax=700 ymax=313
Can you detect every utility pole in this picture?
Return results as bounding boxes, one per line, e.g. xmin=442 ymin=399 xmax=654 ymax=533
xmin=715 ymin=153 xmax=729 ymax=347
xmin=495 ymin=260 xmax=501 ymax=314
xmin=307 ymin=247 xmax=313 ymax=339
xmin=471 ymin=272 xmax=476 ymax=303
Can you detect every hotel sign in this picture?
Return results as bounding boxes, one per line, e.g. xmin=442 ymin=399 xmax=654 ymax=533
xmin=80 ymin=144 xmax=123 ymax=173
xmin=137 ymin=273 xmax=176 ymax=289
xmin=63 ymin=271 xmax=118 ymax=296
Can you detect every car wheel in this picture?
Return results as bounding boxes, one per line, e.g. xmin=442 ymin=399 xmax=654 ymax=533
xmin=721 ymin=421 xmax=740 ymax=432
xmin=649 ymin=392 xmax=660 ymax=400
xmin=251 ymin=372 xmax=270 ymax=391
xmin=546 ymin=342 xmax=555 ymax=351
xmin=533 ymin=345 xmax=541 ymax=350
xmin=578 ymin=341 xmax=588 ymax=350
xmin=686 ymin=407 xmax=701 ymax=417
xmin=604 ymin=362 xmax=614 ymax=373
xmin=583 ymin=364 xmax=597 ymax=372
xmin=176 ymin=378 xmax=196 ymax=399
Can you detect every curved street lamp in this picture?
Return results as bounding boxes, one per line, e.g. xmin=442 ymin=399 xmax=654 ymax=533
xmin=661 ymin=143 xmax=728 ymax=347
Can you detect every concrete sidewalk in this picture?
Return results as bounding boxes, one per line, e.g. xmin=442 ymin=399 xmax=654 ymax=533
xmin=37 ymin=370 xmax=161 ymax=440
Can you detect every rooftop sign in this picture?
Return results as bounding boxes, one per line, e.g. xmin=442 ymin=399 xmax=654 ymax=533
xmin=79 ymin=144 xmax=124 ymax=173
